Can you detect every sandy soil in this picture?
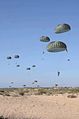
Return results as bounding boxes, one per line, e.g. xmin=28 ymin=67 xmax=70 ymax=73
xmin=0 ymin=94 xmax=79 ymax=119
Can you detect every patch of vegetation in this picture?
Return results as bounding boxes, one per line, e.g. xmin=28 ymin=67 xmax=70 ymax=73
xmin=0 ymin=87 xmax=79 ymax=96
xmin=0 ymin=115 xmax=8 ymax=119
xmin=18 ymin=91 xmax=25 ymax=96
xmin=67 ymin=94 xmax=77 ymax=98
xmin=37 ymin=88 xmax=48 ymax=95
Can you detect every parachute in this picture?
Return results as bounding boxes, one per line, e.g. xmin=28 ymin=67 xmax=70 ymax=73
xmin=67 ymin=59 xmax=70 ymax=61
xmin=7 ymin=56 xmax=12 ymax=59
xmin=32 ymin=80 xmax=38 ymax=84
xmin=26 ymin=67 xmax=31 ymax=70
xmin=32 ymin=65 xmax=36 ymax=67
xmin=47 ymin=41 xmax=67 ymax=52
xmin=16 ymin=65 xmax=20 ymax=67
xmin=14 ymin=55 xmax=19 ymax=58
xmin=34 ymin=80 xmax=38 ymax=83
xmin=40 ymin=36 xmax=50 ymax=42
xmin=23 ymin=85 xmax=26 ymax=87
xmin=42 ymin=51 xmax=45 ymax=54
xmin=55 ymin=23 xmax=71 ymax=34
xmin=55 ymin=84 xmax=58 ymax=87
xmin=58 ymin=71 xmax=60 ymax=76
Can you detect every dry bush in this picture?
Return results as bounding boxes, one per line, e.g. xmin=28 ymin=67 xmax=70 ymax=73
xmin=19 ymin=91 xmax=25 ymax=96
xmin=25 ymin=89 xmax=29 ymax=93
xmin=37 ymin=88 xmax=47 ymax=95
xmin=4 ymin=93 xmax=10 ymax=96
xmin=0 ymin=92 xmax=4 ymax=96
xmin=0 ymin=91 xmax=11 ymax=96
xmin=67 ymin=94 xmax=77 ymax=98
xmin=0 ymin=115 xmax=8 ymax=119
xmin=3 ymin=91 xmax=10 ymax=96
xmin=18 ymin=90 xmax=25 ymax=96
xmin=0 ymin=116 xmax=39 ymax=119
xmin=0 ymin=90 xmax=5 ymax=93
xmin=0 ymin=115 xmax=4 ymax=119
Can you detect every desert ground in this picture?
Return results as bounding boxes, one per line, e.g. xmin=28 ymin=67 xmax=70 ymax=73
xmin=0 ymin=88 xmax=79 ymax=119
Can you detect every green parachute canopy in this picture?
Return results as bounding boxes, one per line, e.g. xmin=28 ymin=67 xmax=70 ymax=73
xmin=55 ymin=23 xmax=71 ymax=33
xmin=47 ymin=41 xmax=67 ymax=52
xmin=40 ymin=36 xmax=50 ymax=42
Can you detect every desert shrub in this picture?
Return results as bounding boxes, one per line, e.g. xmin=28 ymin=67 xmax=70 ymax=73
xmin=0 ymin=90 xmax=4 ymax=92
xmin=19 ymin=91 xmax=25 ymax=96
xmin=0 ymin=115 xmax=4 ymax=119
xmin=4 ymin=92 xmax=10 ymax=96
xmin=37 ymin=89 xmax=47 ymax=95
xmin=67 ymin=94 xmax=77 ymax=98
xmin=25 ymin=89 xmax=29 ymax=93
xmin=0 ymin=93 xmax=4 ymax=96
xmin=0 ymin=115 xmax=8 ymax=119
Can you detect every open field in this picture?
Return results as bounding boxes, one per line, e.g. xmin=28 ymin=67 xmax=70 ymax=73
xmin=0 ymin=87 xmax=79 ymax=119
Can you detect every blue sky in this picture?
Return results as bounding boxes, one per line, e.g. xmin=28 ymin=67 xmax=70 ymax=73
xmin=0 ymin=0 xmax=79 ymax=87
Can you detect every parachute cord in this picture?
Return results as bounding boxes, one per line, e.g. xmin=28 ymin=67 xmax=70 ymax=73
xmin=66 ymin=48 xmax=68 ymax=52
